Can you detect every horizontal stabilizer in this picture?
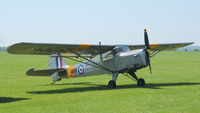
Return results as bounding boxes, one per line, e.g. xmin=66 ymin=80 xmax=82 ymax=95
xmin=26 ymin=68 xmax=64 ymax=76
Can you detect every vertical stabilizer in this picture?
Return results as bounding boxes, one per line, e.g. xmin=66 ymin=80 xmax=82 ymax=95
xmin=49 ymin=54 xmax=68 ymax=69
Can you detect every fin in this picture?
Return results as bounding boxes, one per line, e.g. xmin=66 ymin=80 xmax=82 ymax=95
xmin=49 ymin=54 xmax=68 ymax=69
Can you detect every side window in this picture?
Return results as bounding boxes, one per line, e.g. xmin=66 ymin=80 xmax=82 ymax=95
xmin=102 ymin=51 xmax=113 ymax=61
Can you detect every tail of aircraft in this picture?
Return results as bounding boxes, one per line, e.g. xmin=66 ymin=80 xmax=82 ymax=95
xmin=48 ymin=54 xmax=69 ymax=83
xmin=26 ymin=54 xmax=69 ymax=84
xmin=49 ymin=54 xmax=68 ymax=69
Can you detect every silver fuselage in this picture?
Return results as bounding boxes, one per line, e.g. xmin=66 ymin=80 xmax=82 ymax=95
xmin=71 ymin=49 xmax=148 ymax=78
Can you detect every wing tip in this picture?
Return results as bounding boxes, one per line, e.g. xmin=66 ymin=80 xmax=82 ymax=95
xmin=182 ymin=42 xmax=195 ymax=46
xmin=7 ymin=42 xmax=27 ymax=54
xmin=188 ymin=42 xmax=195 ymax=45
xmin=7 ymin=43 xmax=18 ymax=54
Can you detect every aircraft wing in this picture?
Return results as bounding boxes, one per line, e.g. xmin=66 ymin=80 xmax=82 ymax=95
xmin=128 ymin=42 xmax=194 ymax=51
xmin=7 ymin=42 xmax=114 ymax=56
xmin=8 ymin=42 xmax=193 ymax=56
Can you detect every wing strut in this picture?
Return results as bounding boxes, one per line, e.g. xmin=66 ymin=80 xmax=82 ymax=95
xmin=63 ymin=54 xmax=114 ymax=73
xmin=150 ymin=51 xmax=161 ymax=57
xmin=75 ymin=53 xmax=114 ymax=73
xmin=64 ymin=57 xmax=101 ymax=69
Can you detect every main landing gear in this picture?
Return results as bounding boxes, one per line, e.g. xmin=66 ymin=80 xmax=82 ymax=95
xmin=108 ymin=80 xmax=116 ymax=88
xmin=137 ymin=78 xmax=145 ymax=87
xmin=108 ymin=71 xmax=145 ymax=88
xmin=129 ymin=71 xmax=145 ymax=87
xmin=108 ymin=78 xmax=145 ymax=88
xmin=108 ymin=72 xmax=118 ymax=88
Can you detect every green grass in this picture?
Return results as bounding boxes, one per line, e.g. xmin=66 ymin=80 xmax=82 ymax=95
xmin=0 ymin=51 xmax=200 ymax=113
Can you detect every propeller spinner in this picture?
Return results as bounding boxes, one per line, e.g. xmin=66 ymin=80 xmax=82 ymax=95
xmin=144 ymin=29 xmax=152 ymax=73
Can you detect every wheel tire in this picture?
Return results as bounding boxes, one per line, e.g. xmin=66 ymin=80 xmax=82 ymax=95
xmin=108 ymin=80 xmax=116 ymax=88
xmin=137 ymin=78 xmax=145 ymax=87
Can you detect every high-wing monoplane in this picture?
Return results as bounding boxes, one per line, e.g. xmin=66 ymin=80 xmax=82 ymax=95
xmin=7 ymin=29 xmax=193 ymax=88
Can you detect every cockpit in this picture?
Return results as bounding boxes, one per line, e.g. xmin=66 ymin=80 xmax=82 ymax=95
xmin=111 ymin=45 xmax=130 ymax=56
xmin=100 ymin=46 xmax=130 ymax=61
xmin=93 ymin=45 xmax=130 ymax=62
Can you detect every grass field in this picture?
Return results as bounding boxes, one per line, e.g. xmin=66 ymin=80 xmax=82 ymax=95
xmin=0 ymin=51 xmax=200 ymax=113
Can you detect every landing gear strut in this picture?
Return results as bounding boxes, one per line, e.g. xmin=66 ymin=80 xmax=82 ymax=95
xmin=108 ymin=72 xmax=119 ymax=88
xmin=129 ymin=71 xmax=145 ymax=87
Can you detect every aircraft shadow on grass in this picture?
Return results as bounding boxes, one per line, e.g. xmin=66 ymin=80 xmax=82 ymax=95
xmin=0 ymin=97 xmax=30 ymax=103
xmin=27 ymin=82 xmax=200 ymax=94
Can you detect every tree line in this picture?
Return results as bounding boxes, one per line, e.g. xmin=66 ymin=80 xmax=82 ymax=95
xmin=0 ymin=47 xmax=7 ymax=51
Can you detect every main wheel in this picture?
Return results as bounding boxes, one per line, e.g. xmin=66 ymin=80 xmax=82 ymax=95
xmin=108 ymin=80 xmax=116 ymax=88
xmin=137 ymin=78 xmax=145 ymax=87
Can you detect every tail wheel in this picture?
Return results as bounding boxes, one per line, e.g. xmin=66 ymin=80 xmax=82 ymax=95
xmin=137 ymin=78 xmax=145 ymax=87
xmin=108 ymin=80 xmax=116 ymax=88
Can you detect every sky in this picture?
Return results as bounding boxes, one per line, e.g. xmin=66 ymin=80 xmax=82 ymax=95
xmin=0 ymin=0 xmax=200 ymax=46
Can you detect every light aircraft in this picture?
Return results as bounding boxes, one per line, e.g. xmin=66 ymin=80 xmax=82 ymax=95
xmin=7 ymin=29 xmax=193 ymax=88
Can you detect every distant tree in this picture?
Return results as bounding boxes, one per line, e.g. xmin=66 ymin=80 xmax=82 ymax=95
xmin=194 ymin=49 xmax=199 ymax=52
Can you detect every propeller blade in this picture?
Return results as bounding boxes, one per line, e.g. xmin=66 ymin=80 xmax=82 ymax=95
xmin=144 ymin=29 xmax=150 ymax=49
xmin=145 ymin=51 xmax=152 ymax=73
xmin=149 ymin=61 xmax=152 ymax=73
xmin=144 ymin=29 xmax=152 ymax=73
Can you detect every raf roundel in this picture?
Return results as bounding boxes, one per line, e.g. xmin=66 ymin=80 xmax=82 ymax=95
xmin=78 ymin=64 xmax=84 ymax=74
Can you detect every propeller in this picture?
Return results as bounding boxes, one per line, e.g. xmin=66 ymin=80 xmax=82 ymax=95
xmin=144 ymin=29 xmax=152 ymax=73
